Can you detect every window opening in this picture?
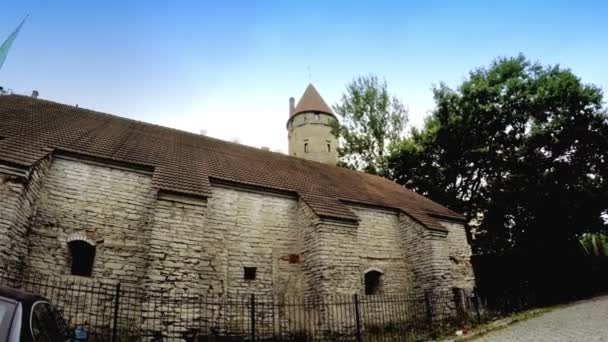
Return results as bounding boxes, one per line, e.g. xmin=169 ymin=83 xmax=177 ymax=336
xmin=68 ymin=240 xmax=95 ymax=277
xmin=244 ymin=267 xmax=257 ymax=280
xmin=364 ymin=270 xmax=383 ymax=295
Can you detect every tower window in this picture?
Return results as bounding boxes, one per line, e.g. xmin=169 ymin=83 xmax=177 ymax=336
xmin=68 ymin=240 xmax=96 ymax=277
xmin=327 ymin=143 xmax=331 ymax=152
xmin=304 ymin=143 xmax=309 ymax=153
xmin=314 ymin=113 xmax=320 ymax=120
xmin=364 ymin=270 xmax=383 ymax=295
xmin=244 ymin=267 xmax=257 ymax=280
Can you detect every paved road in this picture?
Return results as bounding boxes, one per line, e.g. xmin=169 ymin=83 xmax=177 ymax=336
xmin=475 ymin=295 xmax=608 ymax=342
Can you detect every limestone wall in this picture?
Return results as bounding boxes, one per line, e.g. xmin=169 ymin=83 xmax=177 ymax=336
xmin=206 ymin=187 xmax=303 ymax=297
xmin=303 ymin=215 xmax=360 ymax=295
xmin=287 ymin=112 xmax=338 ymax=165
xmin=439 ymin=220 xmax=475 ymax=290
xmin=354 ymin=206 xmax=412 ymax=294
xmin=0 ymin=157 xmax=50 ymax=273
xmin=0 ymin=153 xmax=477 ymax=338
xmin=5 ymin=154 xmax=473 ymax=298
xmin=144 ymin=194 xmax=217 ymax=294
xmin=398 ymin=213 xmax=441 ymax=293
xmin=25 ymin=157 xmax=156 ymax=283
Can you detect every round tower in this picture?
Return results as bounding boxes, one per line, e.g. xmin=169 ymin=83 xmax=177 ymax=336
xmin=287 ymin=84 xmax=338 ymax=165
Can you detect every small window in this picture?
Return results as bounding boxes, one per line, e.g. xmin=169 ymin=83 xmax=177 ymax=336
xmin=244 ymin=267 xmax=257 ymax=280
xmin=304 ymin=143 xmax=309 ymax=153
xmin=327 ymin=143 xmax=331 ymax=152
xmin=314 ymin=113 xmax=320 ymax=120
xmin=68 ymin=240 xmax=96 ymax=277
xmin=365 ymin=270 xmax=383 ymax=295
xmin=288 ymin=254 xmax=300 ymax=264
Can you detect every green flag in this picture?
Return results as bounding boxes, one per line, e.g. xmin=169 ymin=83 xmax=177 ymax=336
xmin=0 ymin=16 xmax=28 ymax=72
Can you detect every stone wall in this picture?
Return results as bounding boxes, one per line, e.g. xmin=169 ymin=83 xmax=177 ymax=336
xmin=5 ymin=155 xmax=474 ymax=298
xmin=398 ymin=213 xmax=443 ymax=293
xmin=354 ymin=206 xmax=411 ymax=294
xmin=287 ymin=112 xmax=338 ymax=165
xmin=439 ymin=220 xmax=475 ymax=290
xmin=300 ymin=205 xmax=360 ymax=295
xmin=0 ymin=153 xmax=476 ymax=338
xmin=25 ymin=157 xmax=156 ymax=284
xmin=206 ymin=186 xmax=303 ymax=297
xmin=144 ymin=194 xmax=216 ymax=294
xmin=0 ymin=157 xmax=50 ymax=273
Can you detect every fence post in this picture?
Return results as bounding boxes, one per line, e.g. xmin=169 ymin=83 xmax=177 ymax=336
xmin=111 ymin=282 xmax=121 ymax=342
xmin=353 ymin=294 xmax=362 ymax=342
xmin=250 ymin=294 xmax=256 ymax=341
xmin=452 ymin=287 xmax=465 ymax=323
xmin=424 ymin=291 xmax=433 ymax=327
xmin=473 ymin=293 xmax=482 ymax=323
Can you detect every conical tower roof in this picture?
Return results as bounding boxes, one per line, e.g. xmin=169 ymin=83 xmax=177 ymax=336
xmin=291 ymin=84 xmax=334 ymax=117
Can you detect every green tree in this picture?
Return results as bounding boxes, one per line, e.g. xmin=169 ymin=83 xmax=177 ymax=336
xmin=389 ymin=55 xmax=608 ymax=256
xmin=332 ymin=75 xmax=408 ymax=176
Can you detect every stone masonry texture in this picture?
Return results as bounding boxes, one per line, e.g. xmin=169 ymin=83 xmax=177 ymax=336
xmin=0 ymin=157 xmax=50 ymax=273
xmin=288 ymin=112 xmax=339 ymax=165
xmin=0 ymin=154 xmax=475 ymax=336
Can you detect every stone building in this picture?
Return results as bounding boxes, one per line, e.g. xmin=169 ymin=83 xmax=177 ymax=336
xmin=287 ymin=84 xmax=339 ymax=164
xmin=0 ymin=84 xmax=474 ymax=304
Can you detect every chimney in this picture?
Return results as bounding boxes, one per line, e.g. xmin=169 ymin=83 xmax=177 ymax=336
xmin=289 ymin=97 xmax=295 ymax=116
xmin=31 ymin=90 xmax=39 ymax=99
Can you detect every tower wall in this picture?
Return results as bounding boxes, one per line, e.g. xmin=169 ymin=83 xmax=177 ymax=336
xmin=287 ymin=112 xmax=338 ymax=165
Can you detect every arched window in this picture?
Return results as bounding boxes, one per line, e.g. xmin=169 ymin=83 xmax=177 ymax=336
xmin=68 ymin=240 xmax=96 ymax=277
xmin=327 ymin=143 xmax=331 ymax=152
xmin=304 ymin=143 xmax=309 ymax=153
xmin=364 ymin=270 xmax=383 ymax=295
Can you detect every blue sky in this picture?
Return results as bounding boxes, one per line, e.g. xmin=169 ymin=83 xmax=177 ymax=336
xmin=1 ymin=1 xmax=607 ymax=151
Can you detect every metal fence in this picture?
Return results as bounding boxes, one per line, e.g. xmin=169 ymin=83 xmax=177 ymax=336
xmin=0 ymin=269 xmax=527 ymax=341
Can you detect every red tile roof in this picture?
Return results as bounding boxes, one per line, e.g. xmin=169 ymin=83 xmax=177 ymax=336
xmin=0 ymin=95 xmax=464 ymax=230
xmin=291 ymin=84 xmax=334 ymax=117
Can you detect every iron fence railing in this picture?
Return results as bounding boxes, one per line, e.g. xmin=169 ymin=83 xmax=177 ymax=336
xmin=0 ymin=268 xmax=531 ymax=341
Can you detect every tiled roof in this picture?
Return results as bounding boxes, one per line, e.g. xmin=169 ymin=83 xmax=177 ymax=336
xmin=291 ymin=84 xmax=334 ymax=117
xmin=0 ymin=95 xmax=464 ymax=230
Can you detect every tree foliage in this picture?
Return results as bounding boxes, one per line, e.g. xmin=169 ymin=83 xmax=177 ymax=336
xmin=332 ymin=75 xmax=408 ymax=176
xmin=389 ymin=55 xmax=608 ymax=256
